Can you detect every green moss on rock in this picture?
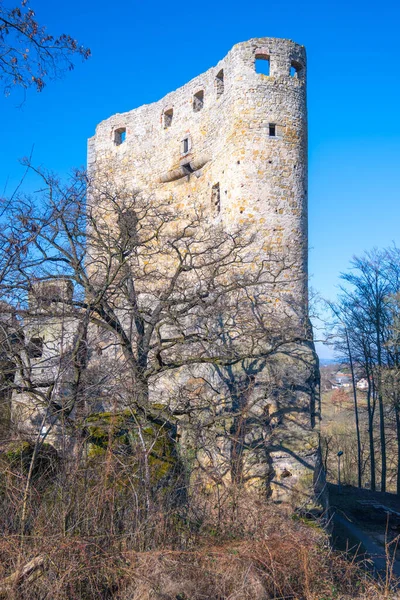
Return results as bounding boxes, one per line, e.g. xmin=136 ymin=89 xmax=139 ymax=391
xmin=1 ymin=440 xmax=59 ymax=477
xmin=85 ymin=411 xmax=179 ymax=486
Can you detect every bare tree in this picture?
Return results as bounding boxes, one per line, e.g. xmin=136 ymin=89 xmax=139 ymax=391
xmin=330 ymin=248 xmax=400 ymax=492
xmin=0 ymin=163 xmax=309 ymax=492
xmin=0 ymin=0 xmax=90 ymax=96
xmin=382 ymin=367 xmax=400 ymax=495
xmin=328 ymin=302 xmax=363 ymax=488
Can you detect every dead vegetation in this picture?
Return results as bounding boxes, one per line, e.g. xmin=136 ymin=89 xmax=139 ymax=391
xmin=0 ymin=172 xmax=396 ymax=598
xmin=0 ymin=448 xmax=393 ymax=599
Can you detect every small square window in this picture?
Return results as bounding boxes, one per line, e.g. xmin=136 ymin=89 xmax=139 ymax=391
xmin=114 ymin=127 xmax=126 ymax=145
xmin=255 ymin=54 xmax=270 ymax=76
xmin=269 ymin=123 xmax=276 ymax=137
xmin=290 ymin=61 xmax=303 ymax=78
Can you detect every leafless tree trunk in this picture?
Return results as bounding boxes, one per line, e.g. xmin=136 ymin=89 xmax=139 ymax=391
xmin=345 ymin=326 xmax=362 ymax=488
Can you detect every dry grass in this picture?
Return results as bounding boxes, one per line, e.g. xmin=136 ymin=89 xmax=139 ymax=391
xmin=0 ymin=493 xmax=393 ymax=599
xmin=0 ymin=443 xmax=395 ymax=599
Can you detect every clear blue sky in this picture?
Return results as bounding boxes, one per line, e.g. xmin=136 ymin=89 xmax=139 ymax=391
xmin=1 ymin=0 xmax=399 ymax=358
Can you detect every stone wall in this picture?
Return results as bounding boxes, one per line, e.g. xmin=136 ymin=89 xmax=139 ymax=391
xmin=10 ymin=281 xmax=79 ymax=439
xmin=88 ymin=38 xmax=308 ymax=317
xmin=86 ymin=38 xmax=320 ymax=503
xmin=10 ymin=38 xmax=321 ymax=505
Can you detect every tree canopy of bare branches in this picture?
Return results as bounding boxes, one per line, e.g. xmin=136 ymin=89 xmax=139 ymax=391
xmin=328 ymin=247 xmax=400 ymax=493
xmin=0 ymin=0 xmax=90 ymax=95
xmin=0 ymin=161 xmax=315 ymax=494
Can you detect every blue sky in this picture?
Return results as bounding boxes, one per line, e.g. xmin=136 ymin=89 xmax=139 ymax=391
xmin=1 ymin=0 xmax=399 ymax=358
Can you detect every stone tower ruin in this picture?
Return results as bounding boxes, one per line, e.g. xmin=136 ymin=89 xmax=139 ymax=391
xmin=11 ymin=38 xmax=321 ymax=504
xmin=87 ymin=37 xmax=320 ymax=502
xmin=89 ymin=38 xmax=308 ymax=317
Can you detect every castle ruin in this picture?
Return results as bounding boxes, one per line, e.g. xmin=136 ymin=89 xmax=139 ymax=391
xmin=10 ymin=37 xmax=322 ymax=504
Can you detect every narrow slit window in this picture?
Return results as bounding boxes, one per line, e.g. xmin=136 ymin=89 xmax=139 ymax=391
xmin=114 ymin=127 xmax=126 ymax=145
xmin=182 ymin=136 xmax=190 ymax=154
xmin=193 ymin=90 xmax=204 ymax=112
xmin=163 ymin=108 xmax=173 ymax=128
xmin=211 ymin=183 xmax=220 ymax=214
xmin=216 ymin=69 xmax=224 ymax=97
xmin=255 ymin=54 xmax=270 ymax=76
xmin=269 ymin=123 xmax=276 ymax=137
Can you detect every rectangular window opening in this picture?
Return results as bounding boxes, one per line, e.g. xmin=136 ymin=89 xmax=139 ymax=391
xmin=216 ymin=70 xmax=224 ymax=97
xmin=114 ymin=127 xmax=126 ymax=145
xmin=290 ymin=61 xmax=303 ymax=78
xmin=28 ymin=336 xmax=43 ymax=358
xmin=255 ymin=55 xmax=270 ymax=76
xmin=269 ymin=123 xmax=276 ymax=137
xmin=164 ymin=108 xmax=173 ymax=128
xmin=182 ymin=136 xmax=190 ymax=154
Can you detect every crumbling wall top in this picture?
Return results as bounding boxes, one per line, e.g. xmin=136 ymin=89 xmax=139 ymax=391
xmin=88 ymin=37 xmax=306 ymax=153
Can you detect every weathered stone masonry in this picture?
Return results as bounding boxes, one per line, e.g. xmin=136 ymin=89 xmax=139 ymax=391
xmin=12 ymin=38 xmax=321 ymax=504
xmin=86 ymin=37 xmax=320 ymax=502
xmin=88 ymin=38 xmax=308 ymax=316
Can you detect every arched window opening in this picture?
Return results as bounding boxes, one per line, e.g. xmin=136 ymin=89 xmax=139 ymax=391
xmin=255 ymin=54 xmax=270 ymax=76
xmin=114 ymin=127 xmax=126 ymax=145
xmin=216 ymin=69 xmax=224 ymax=97
xmin=193 ymin=90 xmax=204 ymax=112
xmin=163 ymin=108 xmax=173 ymax=128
